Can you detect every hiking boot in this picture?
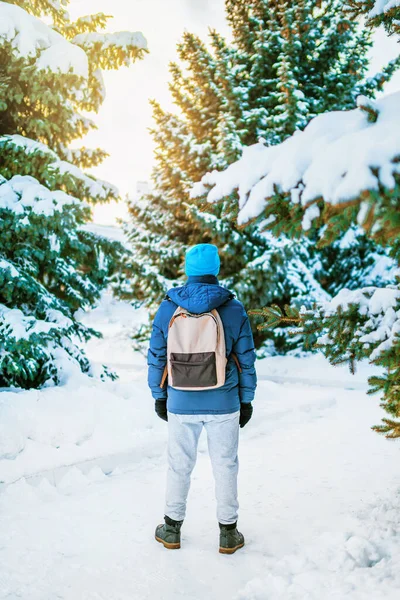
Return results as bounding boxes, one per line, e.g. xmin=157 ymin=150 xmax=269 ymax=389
xmin=219 ymin=522 xmax=245 ymax=554
xmin=155 ymin=516 xmax=183 ymax=549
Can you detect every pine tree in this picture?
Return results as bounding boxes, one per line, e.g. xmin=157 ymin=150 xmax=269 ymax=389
xmin=0 ymin=1 xmax=147 ymax=388
xmin=345 ymin=0 xmax=400 ymax=37
xmin=115 ymin=0 xmax=396 ymax=351
xmin=195 ymin=91 xmax=400 ymax=436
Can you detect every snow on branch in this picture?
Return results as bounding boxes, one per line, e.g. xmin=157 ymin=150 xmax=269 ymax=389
xmin=0 ymin=301 xmax=72 ymax=342
xmin=0 ymin=134 xmax=58 ymax=161
xmin=72 ymin=31 xmax=148 ymax=68
xmin=60 ymin=13 xmax=111 ymax=38
xmin=0 ymin=135 xmax=119 ymax=203
xmin=344 ymin=0 xmax=400 ymax=19
xmin=321 ymin=286 xmax=400 ymax=361
xmin=191 ymin=92 xmax=400 ymax=228
xmin=368 ymin=0 xmax=400 ymax=18
xmin=73 ymin=31 xmax=147 ymax=51
xmin=345 ymin=0 xmax=400 ymax=36
xmin=0 ymin=1 xmax=88 ymax=77
xmin=0 ymin=174 xmax=79 ymax=216
xmin=48 ymin=161 xmax=119 ymax=202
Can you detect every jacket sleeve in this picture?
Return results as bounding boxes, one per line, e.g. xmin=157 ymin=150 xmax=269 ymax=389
xmin=232 ymin=310 xmax=257 ymax=404
xmin=147 ymin=305 xmax=168 ymax=401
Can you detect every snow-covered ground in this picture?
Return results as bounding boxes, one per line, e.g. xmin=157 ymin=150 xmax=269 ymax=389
xmin=1 ymin=292 xmax=399 ymax=600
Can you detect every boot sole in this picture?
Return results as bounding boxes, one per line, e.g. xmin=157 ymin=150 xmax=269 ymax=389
xmin=155 ymin=535 xmax=181 ymax=550
xmin=219 ymin=542 xmax=245 ymax=555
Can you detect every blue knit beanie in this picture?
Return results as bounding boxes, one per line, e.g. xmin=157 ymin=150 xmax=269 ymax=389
xmin=185 ymin=244 xmax=220 ymax=277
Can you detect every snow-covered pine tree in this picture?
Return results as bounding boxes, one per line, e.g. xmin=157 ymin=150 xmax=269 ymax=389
xmin=116 ymin=0 xmax=397 ymax=352
xmin=345 ymin=0 xmax=400 ymax=37
xmin=193 ymin=98 xmax=400 ymax=435
xmin=0 ymin=1 xmax=147 ymax=388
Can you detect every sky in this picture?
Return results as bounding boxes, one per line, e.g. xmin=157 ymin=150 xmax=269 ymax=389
xmin=68 ymin=0 xmax=400 ymax=225
xmin=69 ymin=0 xmax=228 ymax=223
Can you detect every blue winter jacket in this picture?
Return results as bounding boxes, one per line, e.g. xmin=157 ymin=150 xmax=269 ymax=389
xmin=147 ymin=275 xmax=257 ymax=415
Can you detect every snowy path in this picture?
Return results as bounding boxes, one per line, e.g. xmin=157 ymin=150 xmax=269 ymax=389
xmin=1 ymin=294 xmax=400 ymax=599
xmin=1 ymin=378 xmax=399 ymax=599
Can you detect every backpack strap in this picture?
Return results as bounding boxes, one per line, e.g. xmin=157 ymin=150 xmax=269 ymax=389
xmin=231 ymin=352 xmax=242 ymax=373
xmin=160 ymin=305 xmax=184 ymax=388
xmin=160 ymin=365 xmax=168 ymax=389
xmin=168 ymin=306 xmax=187 ymax=329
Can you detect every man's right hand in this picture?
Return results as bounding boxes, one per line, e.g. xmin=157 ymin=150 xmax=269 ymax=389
xmin=155 ymin=400 xmax=168 ymax=422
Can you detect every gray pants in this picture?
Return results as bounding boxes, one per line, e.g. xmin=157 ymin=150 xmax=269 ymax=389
xmin=165 ymin=411 xmax=240 ymax=525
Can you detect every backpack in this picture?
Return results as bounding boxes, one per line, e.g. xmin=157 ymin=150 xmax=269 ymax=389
xmin=160 ymin=305 xmax=227 ymax=391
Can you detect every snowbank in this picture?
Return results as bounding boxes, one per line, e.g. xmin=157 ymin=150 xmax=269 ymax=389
xmin=191 ymin=92 xmax=400 ymax=227
xmin=0 ymin=372 xmax=152 ymax=485
xmin=0 ymin=1 xmax=88 ymax=77
xmin=0 ymin=291 xmax=149 ymax=485
xmin=256 ymin=352 xmax=383 ymax=388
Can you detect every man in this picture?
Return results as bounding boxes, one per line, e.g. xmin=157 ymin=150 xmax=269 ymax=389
xmin=147 ymin=243 xmax=257 ymax=554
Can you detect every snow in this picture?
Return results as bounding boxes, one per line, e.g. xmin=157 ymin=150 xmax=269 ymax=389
xmin=369 ymin=0 xmax=400 ymax=18
xmin=0 ymin=303 xmax=72 ymax=343
xmin=191 ymin=92 xmax=400 ymax=227
xmin=0 ymin=134 xmax=58 ymax=161
xmin=0 ymin=292 xmax=147 ymax=485
xmin=0 ymin=257 xmax=18 ymax=279
xmin=363 ymin=254 xmax=400 ymax=285
xmin=1 ymin=135 xmax=119 ymax=202
xmin=0 ymin=1 xmax=88 ymax=78
xmin=73 ymin=30 xmax=148 ymax=52
xmin=1 ymin=290 xmax=400 ymax=599
xmin=237 ymin=494 xmax=400 ymax=599
xmin=82 ymin=223 xmax=130 ymax=246
xmin=49 ymin=160 xmax=119 ymax=200
xmin=35 ymin=40 xmax=88 ymax=76
xmin=325 ymin=286 xmax=400 ymax=316
xmin=302 ymin=203 xmax=320 ymax=231
xmin=320 ymin=286 xmax=400 ymax=360
xmin=93 ymin=67 xmax=106 ymax=101
xmin=0 ymin=174 xmax=79 ymax=216
xmin=255 ymin=351 xmax=384 ymax=389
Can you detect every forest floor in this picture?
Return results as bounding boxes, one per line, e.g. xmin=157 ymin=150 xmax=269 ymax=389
xmin=1 ymin=292 xmax=399 ymax=600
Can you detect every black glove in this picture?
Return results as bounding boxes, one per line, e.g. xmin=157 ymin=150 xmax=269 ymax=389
xmin=155 ymin=400 xmax=168 ymax=422
xmin=239 ymin=402 xmax=253 ymax=428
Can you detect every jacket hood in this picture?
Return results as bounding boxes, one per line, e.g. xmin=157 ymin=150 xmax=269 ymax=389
xmin=167 ymin=282 xmax=233 ymax=314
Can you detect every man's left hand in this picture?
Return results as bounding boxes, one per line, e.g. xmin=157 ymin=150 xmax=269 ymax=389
xmin=239 ymin=402 xmax=253 ymax=428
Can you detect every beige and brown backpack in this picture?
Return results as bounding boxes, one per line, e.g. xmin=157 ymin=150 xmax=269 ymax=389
xmin=160 ymin=305 xmax=229 ymax=391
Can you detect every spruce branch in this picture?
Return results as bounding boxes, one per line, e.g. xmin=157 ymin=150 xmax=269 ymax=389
xmin=357 ymin=95 xmax=379 ymax=123
xmin=372 ymin=418 xmax=400 ymax=439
